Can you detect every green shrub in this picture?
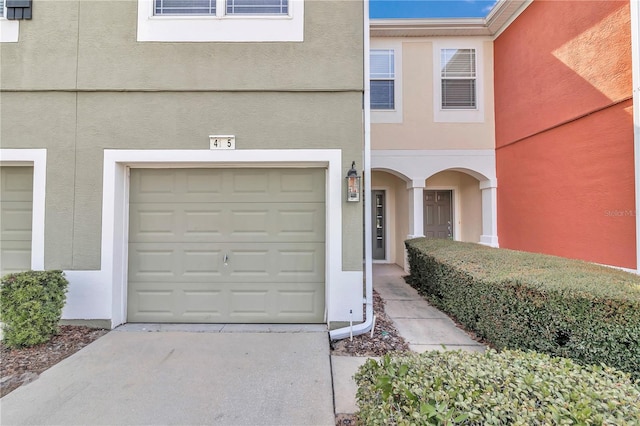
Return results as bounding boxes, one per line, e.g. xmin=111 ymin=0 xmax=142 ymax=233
xmin=405 ymin=239 xmax=640 ymax=378
xmin=355 ymin=350 xmax=640 ymax=425
xmin=0 ymin=270 xmax=69 ymax=348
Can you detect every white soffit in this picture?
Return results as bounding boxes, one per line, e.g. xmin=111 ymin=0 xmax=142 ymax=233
xmin=370 ymin=0 xmax=532 ymax=38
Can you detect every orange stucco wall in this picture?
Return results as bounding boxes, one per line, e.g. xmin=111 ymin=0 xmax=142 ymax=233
xmin=494 ymin=0 xmax=636 ymax=269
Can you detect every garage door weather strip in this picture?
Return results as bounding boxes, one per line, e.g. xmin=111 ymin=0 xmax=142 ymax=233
xmin=329 ymin=1 xmax=374 ymax=341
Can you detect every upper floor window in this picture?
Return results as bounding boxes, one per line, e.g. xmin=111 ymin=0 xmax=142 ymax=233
xmin=154 ymin=0 xmax=288 ymax=16
xmin=138 ymin=0 xmax=303 ymax=42
xmin=432 ymin=40 xmax=484 ymax=123
xmin=440 ymin=48 xmax=476 ymax=110
xmin=0 ymin=0 xmax=4 ymax=17
xmin=370 ymin=49 xmax=395 ymax=110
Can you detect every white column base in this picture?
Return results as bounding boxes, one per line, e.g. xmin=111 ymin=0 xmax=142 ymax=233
xmin=479 ymin=234 xmax=499 ymax=247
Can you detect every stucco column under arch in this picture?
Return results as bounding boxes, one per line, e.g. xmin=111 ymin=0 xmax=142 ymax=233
xmin=479 ymin=179 xmax=499 ymax=247
xmin=407 ymin=179 xmax=426 ymax=239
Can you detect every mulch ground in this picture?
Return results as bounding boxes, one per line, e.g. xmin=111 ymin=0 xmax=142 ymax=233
xmin=1 ymin=325 xmax=109 ymax=398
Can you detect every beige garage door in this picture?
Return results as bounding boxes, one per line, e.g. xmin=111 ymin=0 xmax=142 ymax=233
xmin=0 ymin=166 xmax=33 ymax=276
xmin=128 ymin=168 xmax=326 ymax=323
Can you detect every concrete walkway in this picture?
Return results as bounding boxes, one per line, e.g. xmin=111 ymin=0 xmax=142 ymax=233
xmin=1 ymin=264 xmax=484 ymax=424
xmin=1 ymin=327 xmax=335 ymax=426
xmin=331 ymin=263 xmax=485 ymax=415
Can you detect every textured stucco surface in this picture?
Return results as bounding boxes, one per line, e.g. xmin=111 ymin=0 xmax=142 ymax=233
xmin=1 ymin=1 xmax=363 ymax=91
xmin=494 ymin=0 xmax=635 ymax=269
xmin=1 ymin=91 xmax=364 ymax=270
xmin=1 ymin=0 xmax=364 ymax=271
xmin=371 ymin=39 xmax=495 ymax=151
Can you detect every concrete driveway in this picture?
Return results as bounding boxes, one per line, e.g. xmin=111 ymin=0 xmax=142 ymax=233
xmin=0 ymin=325 xmax=335 ymax=425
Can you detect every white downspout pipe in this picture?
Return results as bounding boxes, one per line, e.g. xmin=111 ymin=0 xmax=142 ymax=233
xmin=330 ymin=0 xmax=373 ymax=340
xmin=631 ymin=0 xmax=640 ymax=274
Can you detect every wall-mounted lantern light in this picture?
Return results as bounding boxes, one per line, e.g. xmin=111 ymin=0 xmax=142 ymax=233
xmin=346 ymin=161 xmax=361 ymax=202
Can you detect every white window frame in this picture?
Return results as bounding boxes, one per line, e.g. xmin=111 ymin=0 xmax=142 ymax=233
xmin=433 ymin=39 xmax=485 ymax=123
xmin=0 ymin=0 xmax=20 ymax=43
xmin=370 ymin=39 xmax=403 ymax=124
xmin=137 ymin=0 xmax=303 ymax=42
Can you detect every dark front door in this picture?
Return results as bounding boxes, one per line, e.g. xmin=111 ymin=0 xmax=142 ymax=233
xmin=424 ymin=190 xmax=452 ymax=239
xmin=371 ymin=190 xmax=386 ymax=260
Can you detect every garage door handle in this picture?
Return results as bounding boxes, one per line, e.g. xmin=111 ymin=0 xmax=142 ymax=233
xmin=223 ymin=254 xmax=229 ymax=266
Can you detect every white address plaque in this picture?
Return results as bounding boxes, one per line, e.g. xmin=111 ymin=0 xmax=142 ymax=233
xmin=210 ymin=135 xmax=236 ymax=150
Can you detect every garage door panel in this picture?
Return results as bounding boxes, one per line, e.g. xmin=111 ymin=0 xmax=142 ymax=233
xmin=131 ymin=242 xmax=324 ymax=283
xmin=130 ymin=247 xmax=176 ymax=277
xmin=182 ymin=249 xmax=223 ymax=277
xmin=130 ymin=169 xmax=324 ymax=204
xmin=131 ymin=209 xmax=177 ymax=238
xmin=128 ymin=168 xmax=325 ymax=323
xmin=229 ymin=289 xmax=271 ymax=318
xmin=182 ymin=289 xmax=225 ymax=318
xmin=1 ymin=167 xmax=33 ymax=276
xmin=276 ymin=286 xmax=323 ymax=318
xmin=184 ymin=210 xmax=224 ymax=237
xmin=0 ymin=201 xmax=33 ymax=240
xmin=1 ymin=241 xmax=32 ymax=275
xmin=129 ymin=283 xmax=228 ymax=322
xmin=0 ymin=167 xmax=33 ymax=201
xmin=130 ymin=203 xmax=324 ymax=243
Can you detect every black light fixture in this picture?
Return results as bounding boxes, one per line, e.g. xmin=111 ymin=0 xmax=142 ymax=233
xmin=346 ymin=161 xmax=361 ymax=202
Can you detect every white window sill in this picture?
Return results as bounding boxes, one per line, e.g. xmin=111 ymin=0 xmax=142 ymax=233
xmin=434 ymin=108 xmax=484 ymax=123
xmin=371 ymin=109 xmax=403 ymax=124
xmin=137 ymin=0 xmax=304 ymax=42
xmin=0 ymin=19 xmax=19 ymax=42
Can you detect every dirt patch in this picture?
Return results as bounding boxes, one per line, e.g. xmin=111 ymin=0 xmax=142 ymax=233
xmin=1 ymin=325 xmax=108 ymax=397
xmin=330 ymin=290 xmax=410 ymax=357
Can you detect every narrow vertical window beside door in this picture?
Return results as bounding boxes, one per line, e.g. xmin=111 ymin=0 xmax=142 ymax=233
xmin=441 ymin=48 xmax=476 ymax=110
xmin=370 ymin=49 xmax=395 ymax=110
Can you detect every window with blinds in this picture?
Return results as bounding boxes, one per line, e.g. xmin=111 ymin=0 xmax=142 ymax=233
xmin=154 ymin=0 xmax=288 ymax=15
xmin=370 ymin=49 xmax=395 ymax=110
xmin=441 ymin=48 xmax=476 ymax=110
xmin=227 ymin=0 xmax=287 ymax=15
xmin=155 ymin=0 xmax=216 ymax=15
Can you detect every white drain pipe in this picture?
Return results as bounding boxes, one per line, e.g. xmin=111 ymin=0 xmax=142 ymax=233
xmin=330 ymin=0 xmax=373 ymax=341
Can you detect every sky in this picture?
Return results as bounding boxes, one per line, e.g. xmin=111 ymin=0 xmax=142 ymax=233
xmin=370 ymin=0 xmax=500 ymax=19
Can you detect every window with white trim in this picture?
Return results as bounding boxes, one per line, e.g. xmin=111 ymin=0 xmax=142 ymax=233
xmin=370 ymin=49 xmax=395 ymax=110
xmin=440 ymin=48 xmax=476 ymax=110
xmin=432 ymin=40 xmax=484 ymax=123
xmin=138 ymin=0 xmax=303 ymax=42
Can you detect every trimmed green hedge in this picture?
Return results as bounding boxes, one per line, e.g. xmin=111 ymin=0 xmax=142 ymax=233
xmin=355 ymin=350 xmax=640 ymax=425
xmin=0 ymin=270 xmax=68 ymax=348
xmin=405 ymin=239 xmax=640 ymax=378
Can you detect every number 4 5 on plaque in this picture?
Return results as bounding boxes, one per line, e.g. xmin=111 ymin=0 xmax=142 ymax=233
xmin=209 ymin=135 xmax=236 ymax=150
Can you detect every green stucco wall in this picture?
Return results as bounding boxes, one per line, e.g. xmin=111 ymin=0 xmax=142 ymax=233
xmin=1 ymin=0 xmax=364 ymax=271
